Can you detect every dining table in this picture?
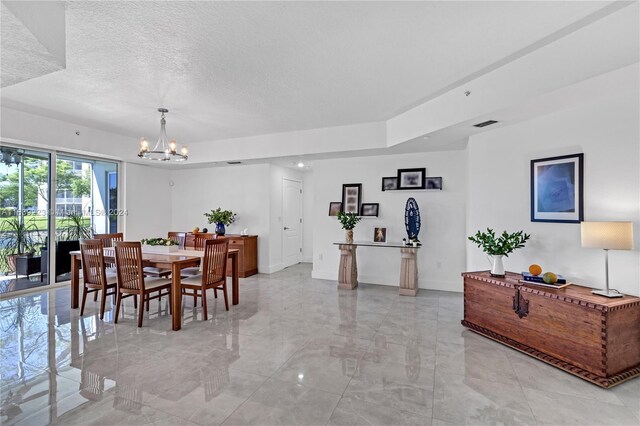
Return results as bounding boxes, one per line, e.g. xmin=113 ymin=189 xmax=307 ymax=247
xmin=69 ymin=247 xmax=240 ymax=331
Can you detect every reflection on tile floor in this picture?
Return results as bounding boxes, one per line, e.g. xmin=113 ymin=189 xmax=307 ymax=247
xmin=1 ymin=264 xmax=638 ymax=425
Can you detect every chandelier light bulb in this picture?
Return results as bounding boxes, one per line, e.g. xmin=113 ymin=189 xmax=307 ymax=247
xmin=181 ymin=145 xmax=188 ymax=156
xmin=169 ymin=139 xmax=177 ymax=153
xmin=297 ymin=162 xmax=305 ymax=168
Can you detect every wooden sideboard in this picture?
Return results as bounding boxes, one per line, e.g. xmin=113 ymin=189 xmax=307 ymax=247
xmin=225 ymin=235 xmax=258 ymax=278
xmin=462 ymin=271 xmax=640 ymax=388
xmin=185 ymin=233 xmax=258 ymax=278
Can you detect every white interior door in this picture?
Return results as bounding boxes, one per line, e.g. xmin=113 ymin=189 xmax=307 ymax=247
xmin=282 ymin=178 xmax=303 ymax=267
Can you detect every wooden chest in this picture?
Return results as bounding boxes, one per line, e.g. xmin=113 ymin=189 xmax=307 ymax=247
xmin=462 ymin=271 xmax=640 ymax=388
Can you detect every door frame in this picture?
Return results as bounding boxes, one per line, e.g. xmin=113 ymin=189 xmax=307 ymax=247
xmin=282 ymin=177 xmax=303 ymax=268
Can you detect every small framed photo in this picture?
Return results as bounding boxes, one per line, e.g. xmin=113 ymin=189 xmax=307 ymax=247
xmin=341 ymin=183 xmax=362 ymax=214
xmin=381 ymin=177 xmax=398 ymax=191
xmin=328 ymin=202 xmax=342 ymax=216
xmin=531 ymin=153 xmax=583 ymax=223
xmin=360 ymin=203 xmax=379 ymax=217
xmin=425 ymin=176 xmax=443 ymax=190
xmin=397 ymin=168 xmax=426 ymax=190
xmin=374 ymin=227 xmax=387 ymax=243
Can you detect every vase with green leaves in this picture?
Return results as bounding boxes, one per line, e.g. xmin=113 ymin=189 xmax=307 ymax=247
xmin=468 ymin=228 xmax=531 ymax=277
xmin=337 ymin=212 xmax=361 ymax=244
xmin=204 ymin=208 xmax=237 ymax=236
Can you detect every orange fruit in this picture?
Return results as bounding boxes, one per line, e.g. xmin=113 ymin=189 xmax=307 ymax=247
xmin=528 ymin=264 xmax=542 ymax=276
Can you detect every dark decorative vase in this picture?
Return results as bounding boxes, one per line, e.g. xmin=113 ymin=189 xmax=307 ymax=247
xmin=215 ymin=222 xmax=226 ymax=236
xmin=404 ymin=197 xmax=421 ymax=242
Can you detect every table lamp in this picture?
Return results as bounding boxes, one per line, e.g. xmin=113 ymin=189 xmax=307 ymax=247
xmin=581 ymin=221 xmax=633 ymax=298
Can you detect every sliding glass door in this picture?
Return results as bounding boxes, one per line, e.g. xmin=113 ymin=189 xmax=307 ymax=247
xmin=0 ymin=147 xmax=51 ymax=293
xmin=54 ymin=155 xmax=119 ymax=282
xmin=0 ymin=144 xmax=120 ymax=292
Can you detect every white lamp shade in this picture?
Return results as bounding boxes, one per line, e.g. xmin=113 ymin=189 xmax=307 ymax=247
xmin=581 ymin=222 xmax=633 ymax=250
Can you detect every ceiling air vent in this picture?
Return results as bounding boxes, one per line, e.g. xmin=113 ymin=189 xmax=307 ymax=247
xmin=226 ymin=161 xmax=242 ymax=165
xmin=473 ymin=120 xmax=498 ymax=128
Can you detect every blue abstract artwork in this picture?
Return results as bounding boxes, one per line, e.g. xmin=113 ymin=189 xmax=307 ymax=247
xmin=531 ymin=154 xmax=583 ymax=223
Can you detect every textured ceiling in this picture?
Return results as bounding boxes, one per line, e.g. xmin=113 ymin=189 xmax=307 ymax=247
xmin=1 ymin=1 xmax=614 ymax=143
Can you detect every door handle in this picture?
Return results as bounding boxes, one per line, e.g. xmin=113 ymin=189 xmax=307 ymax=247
xmin=284 ymin=227 xmax=290 ymax=230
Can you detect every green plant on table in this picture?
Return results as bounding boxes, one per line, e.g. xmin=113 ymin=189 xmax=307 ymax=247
xmin=337 ymin=212 xmax=361 ymax=230
xmin=141 ymin=237 xmax=178 ymax=246
xmin=204 ymin=208 xmax=237 ymax=226
xmin=468 ymin=228 xmax=530 ymax=256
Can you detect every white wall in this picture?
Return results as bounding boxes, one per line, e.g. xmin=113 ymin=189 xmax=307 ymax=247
xmin=169 ymin=163 xmax=313 ymax=274
xmin=123 ymin=163 xmax=173 ymax=241
xmin=302 ymin=171 xmax=315 ymax=262
xmin=312 ymin=151 xmax=467 ymax=292
xmin=170 ymin=164 xmax=271 ymax=271
xmin=467 ymin=88 xmax=640 ymax=296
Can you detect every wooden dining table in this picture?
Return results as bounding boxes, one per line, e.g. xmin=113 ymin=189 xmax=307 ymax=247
xmin=69 ymin=247 xmax=240 ymax=331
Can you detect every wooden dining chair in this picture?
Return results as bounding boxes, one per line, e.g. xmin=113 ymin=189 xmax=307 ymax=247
xmin=80 ymin=239 xmax=118 ymax=319
xmin=168 ymin=232 xmax=186 ymax=249
xmin=181 ymin=233 xmax=218 ymax=278
xmin=113 ymin=241 xmax=172 ymax=327
xmin=94 ymin=232 xmax=124 ymax=247
xmin=180 ymin=238 xmax=229 ymax=319
xmin=92 ymin=233 xmax=124 ymax=301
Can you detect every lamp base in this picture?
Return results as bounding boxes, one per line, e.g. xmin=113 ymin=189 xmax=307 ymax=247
xmin=591 ymin=289 xmax=623 ymax=298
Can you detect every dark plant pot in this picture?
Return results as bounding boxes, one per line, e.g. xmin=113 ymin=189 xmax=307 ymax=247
xmin=215 ymin=223 xmax=226 ymax=236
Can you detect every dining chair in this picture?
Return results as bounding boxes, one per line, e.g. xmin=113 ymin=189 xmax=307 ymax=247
xmin=180 ymin=238 xmax=229 ymax=319
xmin=168 ymin=231 xmax=186 ymax=249
xmin=113 ymin=241 xmax=172 ymax=327
xmin=92 ymin=233 xmax=124 ymax=301
xmin=94 ymin=232 xmax=124 ymax=247
xmin=79 ymin=239 xmax=117 ymax=320
xmin=181 ymin=233 xmax=218 ymax=279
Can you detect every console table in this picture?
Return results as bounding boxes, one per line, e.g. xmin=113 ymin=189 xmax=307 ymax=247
xmin=333 ymin=242 xmax=420 ymax=296
xmin=462 ymin=271 xmax=640 ymax=388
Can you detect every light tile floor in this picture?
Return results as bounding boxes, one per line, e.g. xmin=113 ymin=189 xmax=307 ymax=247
xmin=1 ymin=264 xmax=638 ymax=425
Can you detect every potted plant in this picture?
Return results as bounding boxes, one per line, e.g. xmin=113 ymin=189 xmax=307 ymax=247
xmin=0 ymin=216 xmax=37 ymax=273
xmin=59 ymin=213 xmax=93 ymax=241
xmin=204 ymin=208 xmax=237 ymax=236
xmin=337 ymin=212 xmax=361 ymax=244
xmin=468 ymin=228 xmax=530 ymax=277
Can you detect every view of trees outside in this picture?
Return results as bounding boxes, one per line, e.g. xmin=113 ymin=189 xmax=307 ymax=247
xmin=0 ymin=156 xmax=92 ymax=275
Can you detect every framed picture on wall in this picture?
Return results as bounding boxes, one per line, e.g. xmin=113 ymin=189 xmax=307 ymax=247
xmin=374 ymin=227 xmax=387 ymax=243
xmin=341 ymin=183 xmax=362 ymax=214
xmin=360 ymin=203 xmax=379 ymax=217
xmin=397 ymin=168 xmax=426 ymax=190
xmin=531 ymin=153 xmax=583 ymax=223
xmin=382 ymin=177 xmax=398 ymax=191
xmin=425 ymin=176 xmax=443 ymax=190
xmin=328 ymin=202 xmax=342 ymax=216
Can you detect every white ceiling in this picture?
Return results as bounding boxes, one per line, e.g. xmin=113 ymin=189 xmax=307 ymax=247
xmin=0 ymin=1 xmax=616 ymax=144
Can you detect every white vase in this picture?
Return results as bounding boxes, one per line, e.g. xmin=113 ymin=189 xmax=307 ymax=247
xmin=488 ymin=255 xmax=505 ymax=277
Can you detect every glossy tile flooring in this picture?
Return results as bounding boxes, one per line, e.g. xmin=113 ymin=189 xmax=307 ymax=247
xmin=1 ymin=264 xmax=638 ymax=426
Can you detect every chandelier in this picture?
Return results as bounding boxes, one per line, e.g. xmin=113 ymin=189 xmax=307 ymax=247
xmin=0 ymin=148 xmax=24 ymax=166
xmin=138 ymin=108 xmax=188 ymax=162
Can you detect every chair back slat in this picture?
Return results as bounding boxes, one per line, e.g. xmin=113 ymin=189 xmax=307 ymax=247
xmin=114 ymin=241 xmax=144 ymax=291
xmin=167 ymin=232 xmax=186 ymax=249
xmin=195 ymin=233 xmax=217 ymax=250
xmin=202 ymin=239 xmax=228 ymax=285
xmin=80 ymin=239 xmax=107 ymax=287
xmin=94 ymin=233 xmax=124 ymax=248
